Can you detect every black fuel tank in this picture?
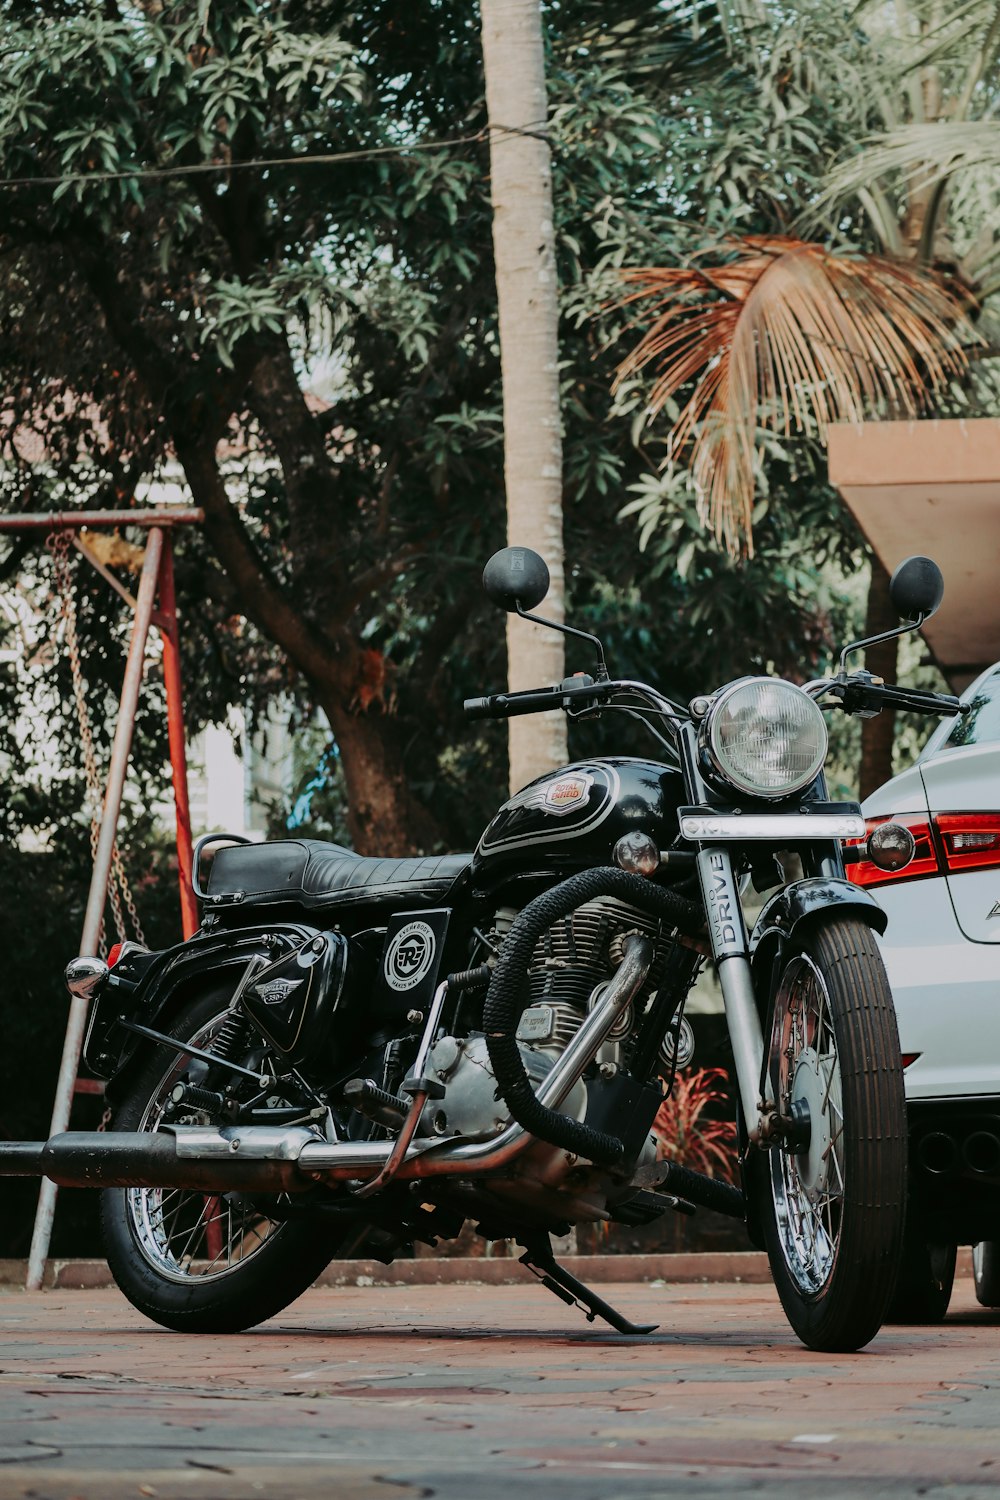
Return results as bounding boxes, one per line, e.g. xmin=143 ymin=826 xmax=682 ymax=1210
xmin=472 ymin=758 xmax=684 ymax=880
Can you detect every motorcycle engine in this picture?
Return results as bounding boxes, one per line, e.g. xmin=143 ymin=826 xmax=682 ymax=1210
xmin=418 ymin=897 xmax=668 ymax=1222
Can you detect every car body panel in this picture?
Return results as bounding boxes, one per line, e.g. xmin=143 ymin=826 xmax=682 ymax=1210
xmin=845 ymin=664 xmax=1000 ymax=1247
xmin=868 ymin=879 xmax=1000 ymax=1098
xmin=919 ymin=743 xmax=1000 ymax=943
xmin=860 ymin=676 xmax=1000 ymax=1106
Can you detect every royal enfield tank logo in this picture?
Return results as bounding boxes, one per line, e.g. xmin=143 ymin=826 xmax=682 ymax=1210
xmin=542 ymin=772 xmax=594 ymax=815
xmin=385 ymin=920 xmax=436 ymax=991
xmin=255 ymin=977 xmax=305 ymax=1006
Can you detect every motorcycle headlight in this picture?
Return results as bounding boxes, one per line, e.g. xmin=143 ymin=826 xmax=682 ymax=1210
xmin=700 ymin=678 xmax=828 ymax=800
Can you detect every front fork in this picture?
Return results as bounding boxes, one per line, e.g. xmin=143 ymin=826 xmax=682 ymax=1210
xmin=696 ymin=847 xmax=775 ymax=1145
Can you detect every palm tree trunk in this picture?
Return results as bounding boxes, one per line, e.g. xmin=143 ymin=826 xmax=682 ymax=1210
xmin=481 ymin=0 xmax=567 ymax=794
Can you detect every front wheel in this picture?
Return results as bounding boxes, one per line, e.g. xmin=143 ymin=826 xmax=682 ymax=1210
xmin=750 ymin=917 xmax=907 ymax=1352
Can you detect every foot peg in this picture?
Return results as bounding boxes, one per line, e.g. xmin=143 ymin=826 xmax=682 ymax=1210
xmin=519 ymin=1233 xmax=658 ymax=1336
xmin=343 ymin=1078 xmax=408 ymax=1129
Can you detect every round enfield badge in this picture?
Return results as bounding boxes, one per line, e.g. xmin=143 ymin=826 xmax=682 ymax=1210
xmin=384 ymin=920 xmax=437 ymax=992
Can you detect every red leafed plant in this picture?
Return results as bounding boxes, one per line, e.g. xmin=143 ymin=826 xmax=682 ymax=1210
xmin=653 ymin=1067 xmax=739 ymax=1182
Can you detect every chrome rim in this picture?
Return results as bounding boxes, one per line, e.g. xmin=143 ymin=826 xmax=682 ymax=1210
xmin=125 ymin=1011 xmax=284 ymax=1285
xmin=768 ymin=955 xmax=844 ymax=1297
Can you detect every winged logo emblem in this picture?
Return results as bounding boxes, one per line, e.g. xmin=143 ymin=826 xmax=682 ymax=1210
xmin=255 ymin=977 xmax=305 ymax=1006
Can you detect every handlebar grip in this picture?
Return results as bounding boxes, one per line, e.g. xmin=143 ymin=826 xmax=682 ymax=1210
xmin=879 ymin=685 xmax=965 ymax=716
xmin=464 ymin=687 xmax=564 ymax=720
xmin=915 ymin=693 xmax=964 ymax=714
xmin=463 ymin=696 xmax=497 ymax=720
xmin=465 ymin=679 xmax=616 ymax=721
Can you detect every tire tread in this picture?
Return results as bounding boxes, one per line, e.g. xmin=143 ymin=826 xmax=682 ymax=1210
xmin=761 ymin=916 xmax=907 ymax=1352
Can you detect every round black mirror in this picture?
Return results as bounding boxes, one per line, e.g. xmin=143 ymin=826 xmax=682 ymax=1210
xmin=482 ymin=546 xmax=550 ymax=612
xmin=889 ymin=555 xmax=944 ymax=621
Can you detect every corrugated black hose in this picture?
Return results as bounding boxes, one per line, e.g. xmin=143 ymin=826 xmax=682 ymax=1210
xmin=483 ymin=867 xmax=704 ymax=1169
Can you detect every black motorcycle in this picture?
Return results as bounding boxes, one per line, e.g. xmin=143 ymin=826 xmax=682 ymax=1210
xmin=1 ymin=548 xmax=966 ymax=1351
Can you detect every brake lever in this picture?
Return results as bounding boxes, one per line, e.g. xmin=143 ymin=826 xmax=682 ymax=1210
xmin=837 ymin=672 xmax=967 ymax=718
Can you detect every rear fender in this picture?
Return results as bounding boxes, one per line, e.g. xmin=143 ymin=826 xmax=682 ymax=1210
xmin=88 ymin=922 xmax=321 ymax=1100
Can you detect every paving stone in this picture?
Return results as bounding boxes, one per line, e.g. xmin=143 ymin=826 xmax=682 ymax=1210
xmin=1 ymin=1277 xmax=998 ymax=1497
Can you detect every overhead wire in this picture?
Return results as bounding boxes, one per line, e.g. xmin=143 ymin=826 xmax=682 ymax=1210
xmin=0 ymin=121 xmax=553 ymax=192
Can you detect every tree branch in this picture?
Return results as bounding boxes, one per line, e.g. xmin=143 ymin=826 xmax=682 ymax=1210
xmin=335 ymin=541 xmax=421 ymax=622
xmin=172 ymin=431 xmax=348 ymax=689
xmin=246 ymin=340 xmax=351 ymax=598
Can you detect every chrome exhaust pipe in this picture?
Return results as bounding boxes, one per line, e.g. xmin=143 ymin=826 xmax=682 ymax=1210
xmin=0 ymin=1127 xmax=317 ymax=1193
xmin=0 ymin=937 xmax=653 ymax=1194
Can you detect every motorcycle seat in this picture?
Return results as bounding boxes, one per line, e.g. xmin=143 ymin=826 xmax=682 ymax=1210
xmin=205 ymin=838 xmax=470 ymax=913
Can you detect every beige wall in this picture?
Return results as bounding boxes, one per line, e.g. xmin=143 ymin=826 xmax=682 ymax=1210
xmin=828 ymin=419 xmax=1000 ymax=686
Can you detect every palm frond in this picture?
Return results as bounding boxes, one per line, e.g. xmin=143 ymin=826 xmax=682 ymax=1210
xmin=817 ymin=122 xmax=1000 ymax=215
xmin=553 ymin=0 xmax=736 ymax=86
xmin=615 ymin=237 xmax=976 ymax=554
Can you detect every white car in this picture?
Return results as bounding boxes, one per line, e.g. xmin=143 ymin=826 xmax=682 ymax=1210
xmin=852 ymin=660 xmax=1000 ymax=1318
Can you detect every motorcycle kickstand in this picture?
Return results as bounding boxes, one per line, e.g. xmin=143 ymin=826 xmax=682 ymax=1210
xmin=518 ymin=1232 xmax=658 ymax=1336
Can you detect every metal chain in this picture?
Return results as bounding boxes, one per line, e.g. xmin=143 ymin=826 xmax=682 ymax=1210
xmin=111 ymin=841 xmax=145 ymax=947
xmin=46 ymin=532 xmax=145 ymax=950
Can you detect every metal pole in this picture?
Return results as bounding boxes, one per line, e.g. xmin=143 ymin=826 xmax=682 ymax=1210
xmin=157 ymin=535 xmax=198 ymax=939
xmin=26 ymin=529 xmax=165 ymax=1290
xmin=0 ymin=509 xmax=203 ymax=531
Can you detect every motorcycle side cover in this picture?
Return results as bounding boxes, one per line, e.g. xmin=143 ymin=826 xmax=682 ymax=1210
xmin=239 ymin=931 xmax=348 ymax=1065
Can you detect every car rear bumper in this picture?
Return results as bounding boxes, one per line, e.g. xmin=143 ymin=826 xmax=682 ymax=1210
xmin=906 ymin=1097 xmax=1000 ymax=1242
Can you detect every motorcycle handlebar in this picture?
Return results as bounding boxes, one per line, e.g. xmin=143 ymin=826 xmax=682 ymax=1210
xmin=816 ymin=675 xmax=969 ymax=719
xmin=861 ymin=682 xmax=966 ymax=717
xmin=467 ymin=674 xmax=968 ymax=726
xmin=464 ymin=687 xmax=563 ymax=720
xmin=464 ymin=680 xmax=614 ymax=720
xmin=886 ymin=686 xmax=964 ymax=715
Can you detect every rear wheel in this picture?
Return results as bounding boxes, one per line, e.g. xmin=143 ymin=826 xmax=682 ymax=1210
xmin=751 ymin=917 xmax=907 ymax=1352
xmin=101 ymin=991 xmax=357 ymax=1333
xmin=973 ymin=1241 xmax=1000 ymax=1307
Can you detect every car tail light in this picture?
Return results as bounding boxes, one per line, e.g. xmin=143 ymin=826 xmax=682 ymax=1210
xmin=845 ymin=814 xmax=940 ymax=889
xmin=934 ymin=813 xmax=1000 ymax=873
xmin=847 ymin=811 xmax=1000 ymax=887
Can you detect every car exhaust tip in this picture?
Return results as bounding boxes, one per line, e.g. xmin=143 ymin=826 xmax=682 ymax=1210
xmin=962 ymin=1130 xmax=1000 ymax=1177
xmin=917 ymin=1130 xmax=959 ymax=1176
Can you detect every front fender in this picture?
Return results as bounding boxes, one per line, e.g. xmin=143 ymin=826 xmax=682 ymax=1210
xmin=750 ymin=876 xmax=886 ymax=978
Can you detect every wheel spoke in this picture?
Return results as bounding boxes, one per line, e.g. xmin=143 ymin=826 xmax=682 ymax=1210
xmin=769 ymin=954 xmax=846 ymax=1296
xmin=124 ymin=1008 xmax=285 ymax=1285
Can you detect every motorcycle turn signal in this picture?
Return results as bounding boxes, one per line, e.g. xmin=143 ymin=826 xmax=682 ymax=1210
xmin=862 ymin=821 xmax=917 ymax=873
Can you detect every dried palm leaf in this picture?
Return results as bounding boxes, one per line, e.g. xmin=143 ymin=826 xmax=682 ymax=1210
xmin=615 ymin=236 xmax=975 ymax=554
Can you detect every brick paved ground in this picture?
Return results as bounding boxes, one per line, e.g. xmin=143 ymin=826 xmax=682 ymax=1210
xmin=2 ymin=1273 xmax=999 ymax=1500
